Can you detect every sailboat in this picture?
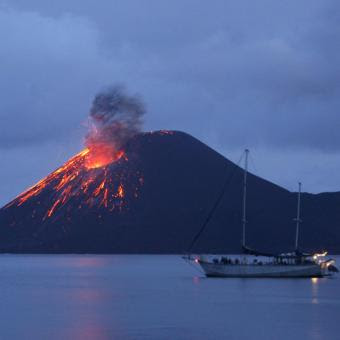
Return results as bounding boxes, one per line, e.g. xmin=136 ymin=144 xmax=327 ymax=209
xmin=186 ymin=150 xmax=337 ymax=278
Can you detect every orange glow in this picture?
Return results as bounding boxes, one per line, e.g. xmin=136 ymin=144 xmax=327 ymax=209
xmin=85 ymin=145 xmax=125 ymax=169
xmin=101 ymin=189 xmax=109 ymax=207
xmin=4 ymin=149 xmax=91 ymax=209
xmin=5 ymin=142 xmax=141 ymax=219
xmin=47 ymin=199 xmax=61 ymax=217
xmin=94 ymin=180 xmax=106 ymax=196
xmin=117 ymin=184 xmax=124 ymax=198
xmin=81 ymin=177 xmax=95 ymax=193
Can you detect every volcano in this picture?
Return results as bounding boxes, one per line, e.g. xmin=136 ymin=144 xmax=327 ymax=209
xmin=0 ymin=130 xmax=339 ymax=253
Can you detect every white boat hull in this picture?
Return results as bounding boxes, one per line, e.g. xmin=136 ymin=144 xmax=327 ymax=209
xmin=199 ymin=261 xmax=326 ymax=278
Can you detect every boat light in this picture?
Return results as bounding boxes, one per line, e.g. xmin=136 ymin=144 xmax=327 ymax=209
xmin=313 ymin=251 xmax=328 ymax=259
xmin=326 ymin=260 xmax=335 ymax=267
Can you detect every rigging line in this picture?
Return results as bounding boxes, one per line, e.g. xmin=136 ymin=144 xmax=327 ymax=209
xmin=248 ymin=151 xmax=258 ymax=176
xmin=187 ymin=152 xmax=245 ymax=253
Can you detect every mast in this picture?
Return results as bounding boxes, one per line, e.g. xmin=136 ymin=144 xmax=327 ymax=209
xmin=242 ymin=149 xmax=249 ymax=248
xmin=294 ymin=182 xmax=302 ymax=251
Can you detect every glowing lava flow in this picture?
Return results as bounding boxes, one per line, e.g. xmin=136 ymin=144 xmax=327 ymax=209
xmin=85 ymin=145 xmax=126 ymax=169
xmin=5 ymin=147 xmax=143 ymax=220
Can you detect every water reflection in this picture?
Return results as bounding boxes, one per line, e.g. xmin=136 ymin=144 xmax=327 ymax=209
xmin=192 ymin=275 xmax=201 ymax=285
xmin=67 ymin=323 xmax=111 ymax=340
xmin=72 ymin=288 xmax=105 ymax=302
xmin=59 ymin=256 xmax=118 ymax=340
xmin=62 ymin=256 xmax=110 ymax=268
xmin=0 ymin=255 xmax=338 ymax=340
xmin=311 ymin=277 xmax=319 ymax=305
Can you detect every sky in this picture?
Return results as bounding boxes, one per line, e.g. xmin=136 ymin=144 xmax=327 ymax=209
xmin=0 ymin=0 xmax=340 ymax=205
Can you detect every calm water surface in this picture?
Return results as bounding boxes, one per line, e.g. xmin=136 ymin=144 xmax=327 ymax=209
xmin=0 ymin=255 xmax=339 ymax=340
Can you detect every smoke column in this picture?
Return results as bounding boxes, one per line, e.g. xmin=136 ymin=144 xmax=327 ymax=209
xmin=85 ymin=85 xmax=146 ymax=167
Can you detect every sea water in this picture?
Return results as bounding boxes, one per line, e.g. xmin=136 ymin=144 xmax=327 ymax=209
xmin=0 ymin=255 xmax=339 ymax=339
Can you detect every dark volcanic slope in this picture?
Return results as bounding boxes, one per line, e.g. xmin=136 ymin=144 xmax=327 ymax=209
xmin=0 ymin=131 xmax=339 ymax=253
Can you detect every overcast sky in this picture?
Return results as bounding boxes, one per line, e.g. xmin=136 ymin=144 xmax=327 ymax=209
xmin=1 ymin=0 xmax=340 ymax=205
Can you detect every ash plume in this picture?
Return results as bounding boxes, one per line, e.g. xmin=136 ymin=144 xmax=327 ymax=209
xmin=86 ymin=85 xmax=146 ymax=152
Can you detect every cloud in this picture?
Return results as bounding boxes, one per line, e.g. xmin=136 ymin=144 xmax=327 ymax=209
xmin=2 ymin=1 xmax=340 ymax=151
xmin=0 ymin=0 xmax=340 ymax=202
xmin=133 ymin=1 xmax=340 ymax=152
xmin=0 ymin=7 xmax=122 ymax=148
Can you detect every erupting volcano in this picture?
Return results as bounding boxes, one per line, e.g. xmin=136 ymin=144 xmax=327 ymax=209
xmin=5 ymin=86 xmax=145 ymax=220
xmin=1 ymin=87 xmax=340 ymax=253
xmin=5 ymin=147 xmax=139 ymax=220
xmin=85 ymin=146 xmax=125 ymax=169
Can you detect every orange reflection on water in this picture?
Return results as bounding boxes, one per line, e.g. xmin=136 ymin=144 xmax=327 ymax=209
xmin=73 ymin=288 xmax=104 ymax=303
xmin=65 ymin=256 xmax=108 ymax=268
xmin=67 ymin=323 xmax=110 ymax=340
xmin=192 ymin=276 xmax=201 ymax=285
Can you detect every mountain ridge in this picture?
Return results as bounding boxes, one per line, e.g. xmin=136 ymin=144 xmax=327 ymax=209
xmin=0 ymin=130 xmax=339 ymax=253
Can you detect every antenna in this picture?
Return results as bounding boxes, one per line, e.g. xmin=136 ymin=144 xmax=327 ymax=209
xmin=242 ymin=149 xmax=249 ymax=248
xmin=294 ymin=182 xmax=302 ymax=251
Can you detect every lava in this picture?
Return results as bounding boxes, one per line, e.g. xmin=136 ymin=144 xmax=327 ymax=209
xmin=47 ymin=199 xmax=61 ymax=218
xmin=117 ymin=184 xmax=124 ymax=198
xmin=3 ymin=87 xmax=149 ymax=226
xmin=5 ymin=145 xmax=143 ymax=220
xmin=85 ymin=144 xmax=126 ymax=169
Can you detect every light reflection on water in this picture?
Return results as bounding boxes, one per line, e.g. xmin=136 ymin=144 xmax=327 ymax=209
xmin=64 ymin=256 xmax=109 ymax=268
xmin=0 ymin=255 xmax=339 ymax=340
xmin=311 ymin=277 xmax=319 ymax=284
